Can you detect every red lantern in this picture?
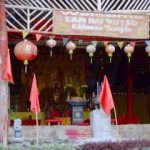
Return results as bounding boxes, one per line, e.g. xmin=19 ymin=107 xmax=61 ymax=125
xmin=14 ymin=39 xmax=38 ymax=72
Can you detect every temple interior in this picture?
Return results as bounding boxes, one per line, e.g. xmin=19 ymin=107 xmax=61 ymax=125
xmin=8 ymin=38 xmax=150 ymax=124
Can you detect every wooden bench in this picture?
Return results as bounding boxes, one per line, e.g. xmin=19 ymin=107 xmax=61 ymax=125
xmin=10 ymin=119 xmax=41 ymax=126
xmin=46 ymin=119 xmax=62 ymax=125
xmin=75 ymin=122 xmax=90 ymax=126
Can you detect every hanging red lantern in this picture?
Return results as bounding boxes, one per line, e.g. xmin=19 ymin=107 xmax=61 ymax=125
xmin=145 ymin=45 xmax=150 ymax=57
xmin=46 ymin=37 xmax=57 ymax=57
xmin=86 ymin=44 xmax=96 ymax=64
xmin=124 ymin=44 xmax=134 ymax=63
xmin=14 ymin=39 xmax=38 ymax=72
xmin=66 ymin=41 xmax=76 ymax=60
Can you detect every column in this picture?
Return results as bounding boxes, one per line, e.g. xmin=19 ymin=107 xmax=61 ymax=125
xmin=127 ymin=64 xmax=133 ymax=123
xmin=0 ymin=0 xmax=9 ymax=146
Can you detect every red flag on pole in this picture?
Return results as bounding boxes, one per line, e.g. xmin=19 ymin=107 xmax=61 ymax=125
xmin=100 ymin=75 xmax=114 ymax=115
xmin=30 ymin=74 xmax=40 ymax=114
xmin=4 ymin=49 xmax=14 ymax=84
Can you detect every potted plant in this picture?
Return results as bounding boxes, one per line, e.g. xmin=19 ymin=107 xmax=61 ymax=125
xmin=64 ymin=84 xmax=74 ymax=100
xmin=80 ymin=84 xmax=88 ymax=100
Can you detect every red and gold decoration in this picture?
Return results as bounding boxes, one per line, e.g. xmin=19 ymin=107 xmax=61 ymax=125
xmin=46 ymin=37 xmax=57 ymax=57
xmin=66 ymin=41 xmax=76 ymax=60
xmin=145 ymin=45 xmax=150 ymax=57
xmin=124 ymin=44 xmax=134 ymax=63
xmin=105 ymin=44 xmax=115 ymax=63
xmin=14 ymin=39 xmax=38 ymax=72
xmin=86 ymin=44 xmax=96 ymax=64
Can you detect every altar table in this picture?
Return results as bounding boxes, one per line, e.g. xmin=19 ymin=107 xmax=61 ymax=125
xmin=10 ymin=119 xmax=41 ymax=126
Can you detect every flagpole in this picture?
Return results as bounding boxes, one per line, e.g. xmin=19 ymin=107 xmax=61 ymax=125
xmin=30 ymin=73 xmax=40 ymax=145
xmin=35 ymin=106 xmax=39 ymax=145
xmin=113 ymin=106 xmax=119 ymax=136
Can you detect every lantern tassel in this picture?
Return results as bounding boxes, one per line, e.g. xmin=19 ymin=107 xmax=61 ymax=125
xmin=110 ymin=57 xmax=112 ymax=63
xmin=90 ymin=58 xmax=93 ymax=64
xmin=70 ymin=54 xmax=72 ymax=60
xmin=128 ymin=57 xmax=131 ymax=63
xmin=50 ymin=49 xmax=52 ymax=57
xmin=24 ymin=60 xmax=28 ymax=73
xmin=25 ymin=65 xmax=27 ymax=73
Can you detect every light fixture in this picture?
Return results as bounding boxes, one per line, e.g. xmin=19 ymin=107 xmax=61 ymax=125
xmin=86 ymin=44 xmax=96 ymax=64
xmin=145 ymin=45 xmax=150 ymax=57
xmin=105 ymin=44 xmax=115 ymax=63
xmin=46 ymin=37 xmax=57 ymax=57
xmin=124 ymin=44 xmax=134 ymax=63
xmin=14 ymin=39 xmax=38 ymax=73
xmin=66 ymin=41 xmax=76 ymax=60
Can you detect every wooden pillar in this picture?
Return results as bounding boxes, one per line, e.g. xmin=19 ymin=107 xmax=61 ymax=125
xmin=0 ymin=0 xmax=9 ymax=146
xmin=127 ymin=64 xmax=133 ymax=123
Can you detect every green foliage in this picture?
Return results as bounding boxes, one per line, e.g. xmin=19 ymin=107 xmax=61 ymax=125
xmin=0 ymin=144 xmax=7 ymax=150
xmin=29 ymin=143 xmax=78 ymax=150
xmin=7 ymin=140 xmax=150 ymax=150
xmin=8 ymin=109 xmax=16 ymax=121
xmin=8 ymin=143 xmax=80 ymax=150
xmin=8 ymin=145 xmax=23 ymax=150
xmin=64 ymin=84 xmax=74 ymax=93
xmin=80 ymin=84 xmax=88 ymax=93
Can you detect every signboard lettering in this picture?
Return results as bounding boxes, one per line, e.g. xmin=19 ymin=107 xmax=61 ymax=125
xmin=77 ymin=128 xmax=91 ymax=138
xmin=53 ymin=9 xmax=149 ymax=39
xmin=66 ymin=128 xmax=91 ymax=138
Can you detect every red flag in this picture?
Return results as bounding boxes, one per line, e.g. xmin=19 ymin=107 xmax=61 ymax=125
xmin=100 ymin=75 xmax=114 ymax=115
xmin=129 ymin=41 xmax=136 ymax=47
xmin=30 ymin=74 xmax=40 ymax=114
xmin=35 ymin=34 xmax=42 ymax=42
xmin=4 ymin=49 xmax=14 ymax=84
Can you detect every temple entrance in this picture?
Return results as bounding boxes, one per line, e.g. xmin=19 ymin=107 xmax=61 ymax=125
xmin=3 ymin=3 xmax=150 ymax=125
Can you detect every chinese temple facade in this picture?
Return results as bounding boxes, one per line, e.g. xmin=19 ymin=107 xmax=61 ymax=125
xmin=0 ymin=0 xmax=150 ymax=145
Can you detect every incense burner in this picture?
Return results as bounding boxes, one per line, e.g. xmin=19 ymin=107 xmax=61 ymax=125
xmin=92 ymin=96 xmax=100 ymax=109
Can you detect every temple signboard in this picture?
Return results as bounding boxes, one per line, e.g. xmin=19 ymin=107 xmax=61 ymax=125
xmin=53 ymin=9 xmax=149 ymax=39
